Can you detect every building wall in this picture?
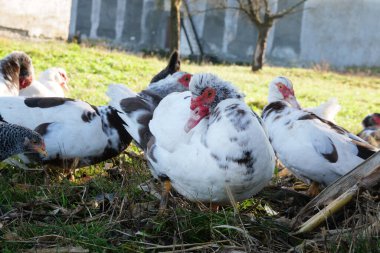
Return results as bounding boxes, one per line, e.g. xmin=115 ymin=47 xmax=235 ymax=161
xmin=300 ymin=0 xmax=380 ymax=67
xmin=0 ymin=0 xmax=379 ymax=68
xmin=0 ymin=0 xmax=72 ymax=39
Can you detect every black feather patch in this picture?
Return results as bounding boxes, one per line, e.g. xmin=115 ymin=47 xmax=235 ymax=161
xmin=104 ymin=107 xmax=132 ymax=149
xmin=34 ymin=122 xmax=52 ymax=136
xmin=0 ymin=115 xmax=6 ymax=123
xmin=24 ymin=97 xmax=75 ymax=108
xmin=321 ymin=141 xmax=338 ymax=163
xmin=298 ymin=114 xmax=318 ymax=121
xmin=262 ymin=101 xmax=286 ymax=119
xmin=352 ymin=140 xmax=377 ymax=160
xmin=226 ymin=151 xmax=256 ymax=174
xmin=150 ymin=50 xmax=180 ymax=83
xmin=120 ymin=97 xmax=150 ymax=113
xmin=81 ymin=111 xmax=98 ymax=123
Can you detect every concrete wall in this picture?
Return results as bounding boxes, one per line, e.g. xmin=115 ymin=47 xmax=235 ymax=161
xmin=0 ymin=0 xmax=72 ymax=39
xmin=0 ymin=0 xmax=379 ymax=68
xmin=300 ymin=0 xmax=380 ymax=67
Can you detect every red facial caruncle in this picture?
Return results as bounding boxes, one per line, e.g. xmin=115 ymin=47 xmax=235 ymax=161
xmin=178 ymin=74 xmax=192 ymax=88
xmin=276 ymin=82 xmax=294 ymax=99
xmin=185 ymin=87 xmax=216 ymax=133
xmin=276 ymin=82 xmax=301 ymax=109
xmin=59 ymin=71 xmax=70 ymax=91
xmin=19 ymin=76 xmax=33 ymax=89
xmin=373 ymin=114 xmax=380 ymax=126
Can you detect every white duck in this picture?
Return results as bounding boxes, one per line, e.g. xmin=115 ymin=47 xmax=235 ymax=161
xmin=144 ymin=73 xmax=275 ymax=204
xmin=0 ymin=96 xmax=131 ymax=167
xmin=0 ymin=51 xmax=35 ymax=96
xmin=262 ymin=76 xmax=378 ymax=195
xmin=19 ymin=67 xmax=69 ymax=97
xmin=107 ymin=71 xmax=192 ymax=150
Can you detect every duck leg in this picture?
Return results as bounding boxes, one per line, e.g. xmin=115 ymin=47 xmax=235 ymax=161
xmin=159 ymin=178 xmax=172 ymax=214
xmin=307 ymin=181 xmax=320 ymax=197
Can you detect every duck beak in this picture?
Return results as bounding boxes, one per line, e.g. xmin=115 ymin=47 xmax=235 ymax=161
xmin=61 ymin=82 xmax=70 ymax=92
xmin=33 ymin=145 xmax=48 ymax=157
xmin=184 ymin=104 xmax=210 ymax=133
xmin=286 ymin=95 xmax=301 ymax=109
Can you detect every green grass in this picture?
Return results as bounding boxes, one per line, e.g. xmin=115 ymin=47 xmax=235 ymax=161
xmin=0 ymin=37 xmax=379 ymax=252
xmin=0 ymin=37 xmax=379 ymax=132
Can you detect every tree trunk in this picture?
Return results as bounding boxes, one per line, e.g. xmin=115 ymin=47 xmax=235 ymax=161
xmin=251 ymin=26 xmax=271 ymax=71
xmin=169 ymin=0 xmax=182 ymax=52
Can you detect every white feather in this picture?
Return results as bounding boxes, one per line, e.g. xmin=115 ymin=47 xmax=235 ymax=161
xmin=305 ymin=98 xmax=341 ymax=123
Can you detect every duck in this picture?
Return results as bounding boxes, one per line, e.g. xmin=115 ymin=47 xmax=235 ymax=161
xmin=305 ymin=97 xmax=341 ymax=123
xmin=0 ymin=121 xmax=47 ymax=161
xmin=262 ymin=76 xmax=378 ymax=196
xmin=0 ymin=96 xmax=131 ymax=168
xmin=358 ymin=113 xmax=380 ymax=147
xmin=107 ymin=71 xmax=192 ymax=150
xmin=19 ymin=67 xmax=69 ymax=97
xmin=139 ymin=73 xmax=275 ymax=205
xmin=150 ymin=50 xmax=180 ymax=83
xmin=0 ymin=51 xmax=35 ymax=96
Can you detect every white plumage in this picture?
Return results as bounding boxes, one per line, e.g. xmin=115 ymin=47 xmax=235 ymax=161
xmin=146 ymin=73 xmax=275 ymax=203
xmin=262 ymin=76 xmax=378 ymax=186
xmin=19 ymin=67 xmax=69 ymax=97
xmin=305 ymin=97 xmax=341 ymax=123
xmin=0 ymin=96 xmax=131 ymax=167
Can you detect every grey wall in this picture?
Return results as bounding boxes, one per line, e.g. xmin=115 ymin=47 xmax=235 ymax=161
xmin=300 ymin=0 xmax=380 ymax=67
xmin=0 ymin=0 xmax=72 ymax=39
xmin=0 ymin=0 xmax=379 ymax=68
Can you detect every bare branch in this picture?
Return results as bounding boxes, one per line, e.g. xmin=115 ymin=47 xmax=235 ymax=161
xmin=245 ymin=0 xmax=263 ymax=25
xmin=271 ymin=0 xmax=307 ymax=20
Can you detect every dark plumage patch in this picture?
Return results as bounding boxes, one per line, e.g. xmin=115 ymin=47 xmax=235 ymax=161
xmin=227 ymin=151 xmax=256 ymax=174
xmin=209 ymin=107 xmax=222 ymax=125
xmin=120 ymin=97 xmax=150 ymax=113
xmin=224 ymin=103 xmax=239 ymax=112
xmin=308 ymin=113 xmax=348 ymax=135
xmin=321 ymin=140 xmax=338 ymax=163
xmin=24 ymin=97 xmax=75 ymax=108
xmin=0 ymin=115 xmax=6 ymax=122
xmin=138 ymin=113 xmax=154 ymax=150
xmin=81 ymin=111 xmax=97 ymax=123
xmin=225 ymin=106 xmax=251 ymax=132
xmin=211 ymin=153 xmax=221 ymax=162
xmin=34 ymin=122 xmax=52 ymax=136
xmin=104 ymin=107 xmax=132 ymax=149
xmin=139 ymin=90 xmax=163 ymax=108
xmin=150 ymin=50 xmax=180 ymax=83
xmin=230 ymin=137 xmax=238 ymax=142
xmin=158 ymin=174 xmax=170 ymax=182
xmin=1 ymin=56 xmax=19 ymax=85
xmin=298 ymin=114 xmax=318 ymax=121
xmin=262 ymin=101 xmax=286 ymax=119
xmin=147 ymin=136 xmax=157 ymax=163
xmin=352 ymin=140 xmax=377 ymax=160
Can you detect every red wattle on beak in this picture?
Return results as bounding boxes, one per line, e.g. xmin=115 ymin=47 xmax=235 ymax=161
xmin=185 ymin=97 xmax=210 ymax=133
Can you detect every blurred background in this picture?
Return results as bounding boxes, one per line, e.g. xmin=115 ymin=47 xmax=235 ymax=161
xmin=1 ymin=0 xmax=379 ymax=71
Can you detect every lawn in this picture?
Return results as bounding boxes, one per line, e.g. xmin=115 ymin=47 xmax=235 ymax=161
xmin=0 ymin=37 xmax=379 ymax=252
